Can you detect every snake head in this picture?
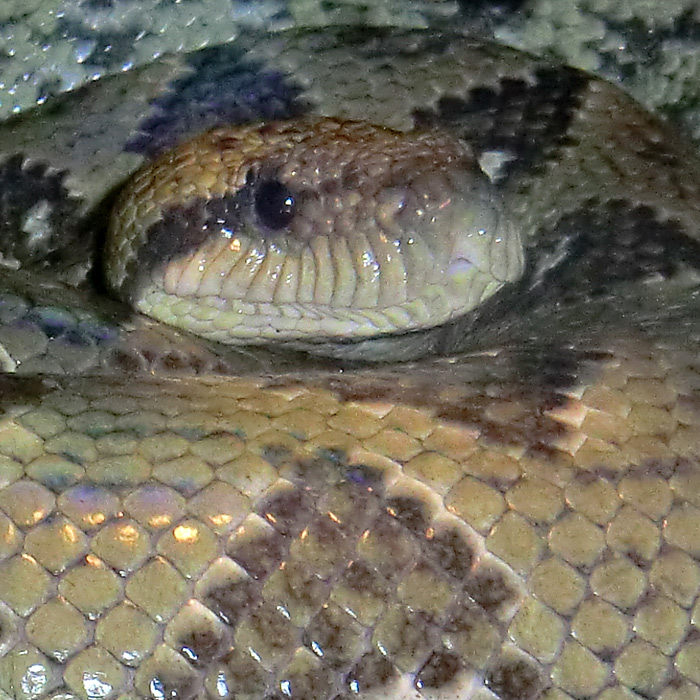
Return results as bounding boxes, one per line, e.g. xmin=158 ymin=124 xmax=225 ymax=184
xmin=105 ymin=117 xmax=523 ymax=345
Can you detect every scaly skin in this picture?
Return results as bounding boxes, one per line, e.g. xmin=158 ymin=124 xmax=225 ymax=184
xmin=0 ymin=26 xmax=699 ymax=700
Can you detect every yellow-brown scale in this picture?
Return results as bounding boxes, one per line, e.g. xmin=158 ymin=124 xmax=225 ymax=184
xmin=0 ymin=322 xmax=699 ymax=699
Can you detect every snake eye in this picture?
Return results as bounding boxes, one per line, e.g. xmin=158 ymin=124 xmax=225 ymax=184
xmin=254 ymin=179 xmax=297 ymax=230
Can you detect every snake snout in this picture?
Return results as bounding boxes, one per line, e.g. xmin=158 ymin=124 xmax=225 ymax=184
xmin=105 ymin=117 xmax=524 ymax=345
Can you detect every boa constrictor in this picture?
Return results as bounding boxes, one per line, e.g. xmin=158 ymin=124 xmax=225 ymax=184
xmin=0 ymin=23 xmax=700 ymax=700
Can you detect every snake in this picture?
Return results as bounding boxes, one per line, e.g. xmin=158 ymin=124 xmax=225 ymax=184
xmin=0 ymin=18 xmax=700 ymax=700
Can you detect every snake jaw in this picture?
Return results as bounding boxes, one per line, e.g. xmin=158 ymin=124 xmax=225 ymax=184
xmin=490 ymin=215 xmax=525 ymax=284
xmin=106 ymin=117 xmax=525 ymax=346
xmin=447 ymin=196 xmax=524 ymax=288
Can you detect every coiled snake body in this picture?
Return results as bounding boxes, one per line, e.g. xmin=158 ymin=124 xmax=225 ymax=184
xmin=0 ymin=25 xmax=700 ymax=700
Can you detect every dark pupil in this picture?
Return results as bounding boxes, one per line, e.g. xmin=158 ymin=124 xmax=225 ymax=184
xmin=255 ymin=179 xmax=296 ymax=230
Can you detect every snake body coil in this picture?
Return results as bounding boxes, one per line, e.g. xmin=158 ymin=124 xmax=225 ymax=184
xmin=0 ymin=26 xmax=699 ymax=700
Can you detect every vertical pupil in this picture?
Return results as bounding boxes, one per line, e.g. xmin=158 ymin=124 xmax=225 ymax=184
xmin=255 ymin=179 xmax=297 ymax=230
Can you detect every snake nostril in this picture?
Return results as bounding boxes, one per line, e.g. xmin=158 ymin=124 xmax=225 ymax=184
xmin=254 ymin=179 xmax=297 ymax=231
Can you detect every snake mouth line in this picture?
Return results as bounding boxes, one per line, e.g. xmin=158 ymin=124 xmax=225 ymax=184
xmin=106 ymin=117 xmax=524 ymax=345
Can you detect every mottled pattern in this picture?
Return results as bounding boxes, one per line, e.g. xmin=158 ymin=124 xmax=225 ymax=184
xmin=490 ymin=1 xmax=700 ymax=143
xmin=532 ymin=200 xmax=700 ymax=295
xmin=0 ymin=12 xmax=700 ymax=700
xmin=3 ymin=26 xmax=699 ymax=306
xmin=124 ymin=45 xmax=307 ymax=158
xmin=2 ymin=1 xmax=700 ymax=143
xmin=414 ymin=65 xmax=589 ymax=183
xmin=0 ymin=157 xmax=96 ymax=289
xmin=0 ymin=310 xmax=699 ymax=699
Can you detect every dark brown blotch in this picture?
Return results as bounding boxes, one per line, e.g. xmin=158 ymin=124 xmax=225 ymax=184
xmin=425 ymin=528 xmax=474 ymax=580
xmin=175 ymin=624 xmax=225 ymax=668
xmin=0 ymin=376 xmax=52 ymax=411
xmin=0 ymin=154 xmax=88 ymax=276
xmin=345 ymin=651 xmax=399 ymax=694
xmin=220 ymin=648 xmax=271 ymax=697
xmin=442 ymin=596 xmax=501 ymax=667
xmin=466 ymin=565 xmax=520 ymax=615
xmin=415 ymin=650 xmax=463 ymax=690
xmin=341 ymin=560 xmax=392 ymax=599
xmin=203 ymin=576 xmax=259 ymax=627
xmin=125 ymin=43 xmax=306 ymax=158
xmin=260 ymin=443 xmax=293 ymax=467
xmin=127 ymin=193 xmax=247 ymax=300
xmin=282 ymin=457 xmax=339 ymax=491
xmin=226 ymin=527 xmax=287 ymax=581
xmin=676 ymin=393 xmax=700 ymax=419
xmin=160 ymin=352 xmax=188 ymax=373
xmin=324 ymin=362 xmax=576 ymax=458
xmin=385 ymin=496 xmax=429 ymax=535
xmin=485 ymin=654 xmax=543 ymax=700
xmin=413 ymin=65 xmax=589 ymax=183
xmin=534 ymin=199 xmax=700 ymax=297
xmin=373 ymin=606 xmax=438 ymax=671
xmin=246 ymin=602 xmax=299 ymax=655
xmin=342 ymin=464 xmax=387 ymax=495
xmin=639 ymin=457 xmax=691 ymax=481
xmin=257 ymin=487 xmax=315 ymax=536
xmin=105 ymin=347 xmax=148 ymax=375
xmin=303 ymin=603 xmax=366 ymax=669
xmin=436 ymin=377 xmax=570 ymax=452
